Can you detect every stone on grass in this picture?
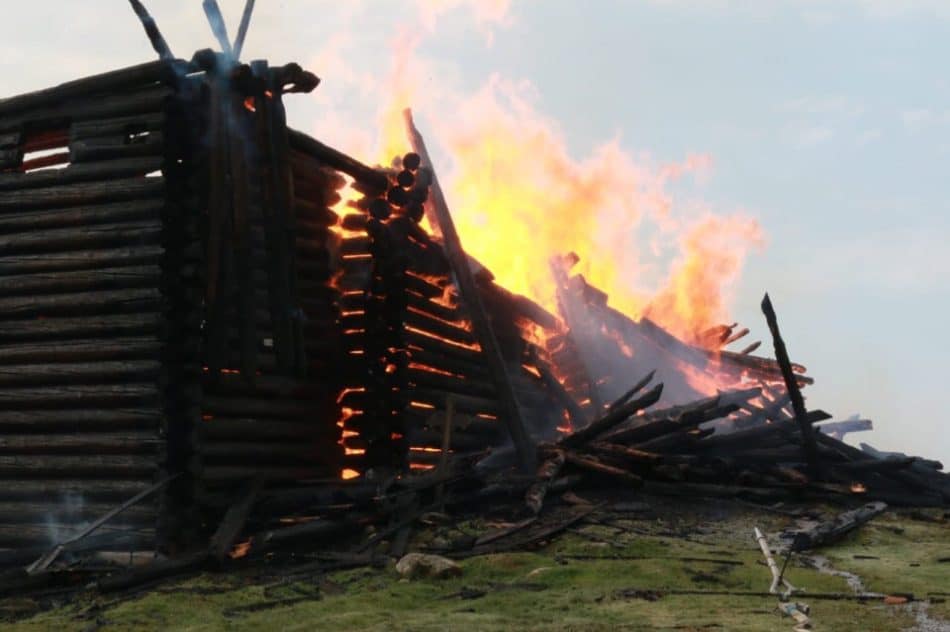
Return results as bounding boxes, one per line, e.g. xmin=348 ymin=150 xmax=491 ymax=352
xmin=395 ymin=553 xmax=462 ymax=579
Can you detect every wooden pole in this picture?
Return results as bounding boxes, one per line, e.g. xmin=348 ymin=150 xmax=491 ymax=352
xmin=126 ymin=1 xmax=175 ymax=61
xmin=202 ymin=0 xmax=234 ymax=58
xmin=402 ymin=108 xmax=536 ymax=471
xmin=232 ymin=0 xmax=257 ymax=60
xmin=435 ymin=397 xmax=455 ymax=506
xmin=760 ymin=293 xmax=819 ymax=474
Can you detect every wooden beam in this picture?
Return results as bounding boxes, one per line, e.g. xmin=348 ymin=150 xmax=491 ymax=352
xmin=232 ymin=0 xmax=256 ymax=59
xmin=403 ymin=108 xmax=536 ymax=471
xmin=127 ymin=1 xmax=175 ymax=60
xmin=761 ymin=293 xmax=819 ymax=473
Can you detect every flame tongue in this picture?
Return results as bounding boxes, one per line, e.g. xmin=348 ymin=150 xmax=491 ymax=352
xmin=381 ymin=79 xmax=763 ymax=343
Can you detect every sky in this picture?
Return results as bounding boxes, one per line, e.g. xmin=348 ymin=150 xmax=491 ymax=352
xmin=0 ymin=1 xmax=946 ymax=463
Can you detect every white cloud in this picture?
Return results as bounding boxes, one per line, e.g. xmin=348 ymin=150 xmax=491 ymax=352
xmin=780 ymin=95 xmax=865 ymax=118
xmin=857 ymin=129 xmax=882 ymax=145
xmin=901 ymin=108 xmax=950 ymax=132
xmin=797 ymin=226 xmax=950 ymax=293
xmin=784 ymin=124 xmax=835 ymax=147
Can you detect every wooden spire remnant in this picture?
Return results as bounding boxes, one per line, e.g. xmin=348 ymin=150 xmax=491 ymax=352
xmin=403 ymin=108 xmax=536 ymax=471
xmin=202 ymin=0 xmax=234 ymax=58
xmin=233 ymin=0 xmax=257 ymax=60
xmin=761 ymin=293 xmax=820 ymax=473
xmin=127 ymin=0 xmax=174 ymax=60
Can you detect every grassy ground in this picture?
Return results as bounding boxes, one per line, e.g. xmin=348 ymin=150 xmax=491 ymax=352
xmin=4 ymin=498 xmax=948 ymax=631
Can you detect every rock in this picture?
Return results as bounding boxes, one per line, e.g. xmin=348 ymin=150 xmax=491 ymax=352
xmin=395 ymin=553 xmax=463 ymax=579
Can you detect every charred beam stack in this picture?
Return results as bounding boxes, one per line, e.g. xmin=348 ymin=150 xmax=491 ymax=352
xmin=550 ymin=256 xmax=809 ymax=418
xmin=532 ymin=373 xmax=950 ymax=509
xmin=171 ymin=54 xmax=343 ymax=538
xmin=332 ymin=155 xmax=570 ymax=475
xmin=0 ymin=60 xmax=183 ymax=551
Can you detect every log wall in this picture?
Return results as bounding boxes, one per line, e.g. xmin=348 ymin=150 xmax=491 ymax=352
xmin=0 ymin=60 xmax=181 ymax=551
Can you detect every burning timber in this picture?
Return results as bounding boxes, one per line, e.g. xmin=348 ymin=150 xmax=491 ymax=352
xmin=0 ymin=18 xmax=948 ymax=600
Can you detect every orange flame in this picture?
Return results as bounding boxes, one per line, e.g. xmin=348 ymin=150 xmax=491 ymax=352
xmin=372 ymin=67 xmax=763 ymax=341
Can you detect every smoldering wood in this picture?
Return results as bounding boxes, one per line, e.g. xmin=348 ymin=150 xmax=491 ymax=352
xmin=560 ymin=383 xmax=664 ymax=449
xmin=210 ymin=478 xmax=264 ymax=561
xmin=814 ymin=418 xmax=873 ymax=437
xmin=740 ymin=341 xmax=762 ymax=355
xmin=404 ymin=108 xmax=535 ymax=471
xmin=287 ymin=128 xmax=389 ymax=194
xmin=0 ymin=313 xmax=163 ymax=342
xmin=70 ymin=132 xmax=165 ymax=163
xmin=531 ymin=357 xmax=587 ymax=427
xmin=0 ymin=61 xmax=176 ymax=120
xmin=98 ymin=548 xmax=209 ymax=593
xmin=0 ymin=221 xmax=162 ymax=257
xmin=0 ymin=383 xmax=159 ymax=409
xmin=786 ymin=501 xmax=888 ymax=551
xmin=0 ymin=408 xmax=160 ymax=432
xmin=0 ymin=199 xmax=164 ymax=235
xmin=404 ymin=308 xmax=477 ymax=346
xmin=563 ymin=451 xmax=643 ymax=486
xmin=0 ymin=500 xmax=155 ymax=525
xmin=761 ymin=293 xmax=820 ymax=474
xmin=0 ymin=177 xmax=164 ymax=211
xmin=69 ymin=113 xmax=165 ymax=141
xmin=196 ymin=442 xmax=331 ymax=461
xmin=200 ymin=0 xmax=234 ymax=58
xmin=0 ymin=157 xmax=163 ymax=192
xmin=525 ymin=449 xmax=565 ymax=514
xmin=0 ymin=454 xmax=157 ymax=477
xmin=0 ymin=287 xmax=164 ymax=319
xmin=604 ymin=370 xmax=656 ymax=415
xmin=0 ymin=337 xmax=162 ymax=365
xmin=126 ymin=0 xmax=175 ymax=61
xmin=232 ymin=0 xmax=257 ymax=60
xmin=407 ymin=367 xmax=497 ymax=399
xmin=0 ymin=265 xmax=162 ymax=297
xmin=0 ymin=432 xmax=161 ymax=454
xmin=195 ymin=418 xmax=323 ymax=442
xmin=860 ymin=442 xmax=943 ymax=472
xmin=194 ymin=464 xmax=335 ymax=483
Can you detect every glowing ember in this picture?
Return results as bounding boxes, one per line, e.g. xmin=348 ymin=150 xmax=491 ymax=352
xmin=341 ymin=468 xmax=360 ymax=479
xmin=850 ymin=482 xmax=867 ymax=494
xmin=229 ymin=540 xmax=251 ymax=559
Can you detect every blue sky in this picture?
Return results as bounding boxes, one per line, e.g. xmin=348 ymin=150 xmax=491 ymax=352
xmin=1 ymin=1 xmax=946 ymax=462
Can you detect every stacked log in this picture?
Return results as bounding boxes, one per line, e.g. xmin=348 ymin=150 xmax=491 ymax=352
xmin=326 ymin=155 xmax=572 ymax=473
xmin=0 ymin=59 xmax=185 ymax=552
xmin=183 ymin=59 xmax=344 ymax=526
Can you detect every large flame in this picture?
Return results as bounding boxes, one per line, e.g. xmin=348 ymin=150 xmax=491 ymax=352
xmin=321 ymin=7 xmax=765 ymax=345
xmin=418 ymin=77 xmax=763 ymax=343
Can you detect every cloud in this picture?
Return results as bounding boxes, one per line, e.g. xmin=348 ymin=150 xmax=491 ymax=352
xmin=796 ymin=226 xmax=950 ymax=293
xmin=785 ymin=125 xmax=835 ymax=147
xmin=779 ymin=95 xmax=865 ymax=118
xmin=857 ymin=129 xmax=882 ymax=145
xmin=900 ymin=108 xmax=950 ymax=132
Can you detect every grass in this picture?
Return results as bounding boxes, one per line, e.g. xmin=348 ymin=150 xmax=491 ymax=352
xmin=5 ymin=499 xmax=948 ymax=631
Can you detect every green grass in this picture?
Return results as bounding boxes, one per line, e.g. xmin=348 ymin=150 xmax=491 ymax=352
xmin=6 ymin=503 xmax=948 ymax=631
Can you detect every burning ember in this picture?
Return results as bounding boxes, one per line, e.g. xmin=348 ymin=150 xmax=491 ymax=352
xmin=229 ymin=540 xmax=252 ymax=560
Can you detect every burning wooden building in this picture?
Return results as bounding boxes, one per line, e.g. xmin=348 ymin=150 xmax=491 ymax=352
xmin=1 ymin=4 xmax=947 ymax=575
